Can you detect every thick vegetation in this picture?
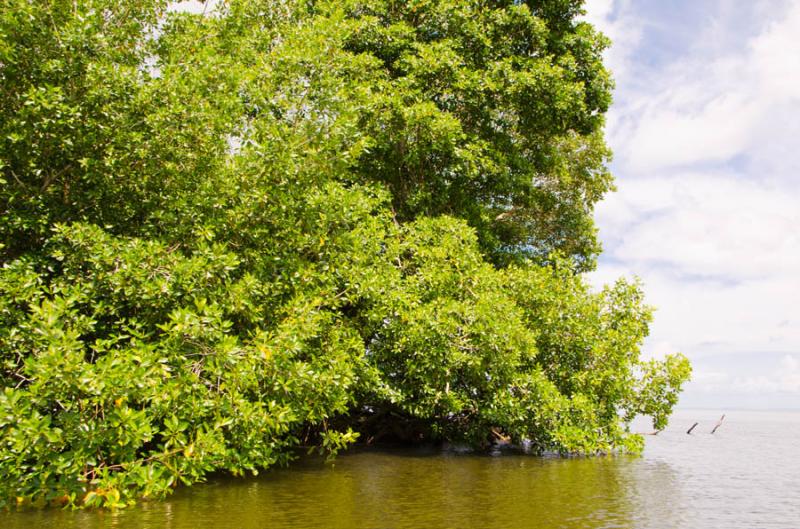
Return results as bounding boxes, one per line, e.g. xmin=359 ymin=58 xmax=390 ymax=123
xmin=0 ymin=0 xmax=690 ymax=509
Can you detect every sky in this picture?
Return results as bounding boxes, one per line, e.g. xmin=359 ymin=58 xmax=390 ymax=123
xmin=583 ymin=0 xmax=800 ymax=409
xmin=173 ymin=1 xmax=800 ymax=409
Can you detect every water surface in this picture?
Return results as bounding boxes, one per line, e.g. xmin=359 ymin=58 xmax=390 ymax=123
xmin=3 ymin=409 xmax=798 ymax=528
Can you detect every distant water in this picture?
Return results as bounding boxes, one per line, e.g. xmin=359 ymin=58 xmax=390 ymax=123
xmin=3 ymin=409 xmax=799 ymax=528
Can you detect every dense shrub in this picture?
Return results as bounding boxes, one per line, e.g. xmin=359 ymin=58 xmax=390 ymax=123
xmin=0 ymin=0 xmax=690 ymax=508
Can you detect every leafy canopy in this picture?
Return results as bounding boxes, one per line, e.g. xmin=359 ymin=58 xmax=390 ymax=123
xmin=0 ymin=0 xmax=690 ymax=509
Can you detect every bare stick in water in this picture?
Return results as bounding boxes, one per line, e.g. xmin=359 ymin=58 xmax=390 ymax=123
xmin=641 ymin=428 xmax=663 ymax=436
xmin=687 ymin=422 xmax=699 ymax=434
xmin=711 ymin=414 xmax=726 ymax=434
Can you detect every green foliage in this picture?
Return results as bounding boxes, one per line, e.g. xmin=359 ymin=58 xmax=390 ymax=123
xmin=1 ymin=0 xmax=690 ymax=509
xmin=330 ymin=0 xmax=615 ymax=269
xmin=0 ymin=223 xmax=368 ymax=507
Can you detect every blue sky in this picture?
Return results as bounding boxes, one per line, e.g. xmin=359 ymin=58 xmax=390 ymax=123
xmin=174 ymin=1 xmax=800 ymax=409
xmin=584 ymin=0 xmax=800 ymax=409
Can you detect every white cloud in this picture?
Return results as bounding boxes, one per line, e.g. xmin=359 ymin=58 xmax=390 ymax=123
xmin=620 ymin=93 xmax=762 ymax=173
xmin=608 ymin=1 xmax=800 ymax=175
xmin=691 ymin=354 xmax=800 ymax=396
xmin=597 ymin=175 xmax=800 ymax=279
xmin=586 ymin=1 xmax=800 ymax=408
xmin=591 ymin=263 xmax=800 ymax=363
xmin=583 ymin=0 xmax=643 ymax=89
xmin=749 ymin=4 xmax=800 ymax=100
xmin=583 ymin=0 xmax=614 ymax=21
xmin=591 ymin=172 xmax=800 ymax=364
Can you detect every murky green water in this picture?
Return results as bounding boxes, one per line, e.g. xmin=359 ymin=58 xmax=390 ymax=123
xmin=3 ymin=409 xmax=799 ymax=528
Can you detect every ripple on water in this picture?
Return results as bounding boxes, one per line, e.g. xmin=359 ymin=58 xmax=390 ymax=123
xmin=2 ymin=409 xmax=799 ymax=529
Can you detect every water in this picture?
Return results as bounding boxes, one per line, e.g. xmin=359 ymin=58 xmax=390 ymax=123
xmin=3 ymin=409 xmax=799 ymax=528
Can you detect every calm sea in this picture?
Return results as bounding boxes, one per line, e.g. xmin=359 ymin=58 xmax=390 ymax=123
xmin=3 ymin=408 xmax=799 ymax=528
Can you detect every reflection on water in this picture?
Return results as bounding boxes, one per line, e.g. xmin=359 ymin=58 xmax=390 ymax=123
xmin=3 ymin=409 xmax=799 ymax=529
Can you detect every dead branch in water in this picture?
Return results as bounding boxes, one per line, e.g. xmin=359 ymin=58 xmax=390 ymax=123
xmin=711 ymin=414 xmax=726 ymax=434
xmin=637 ymin=429 xmax=663 ymax=436
xmin=491 ymin=428 xmax=511 ymax=444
